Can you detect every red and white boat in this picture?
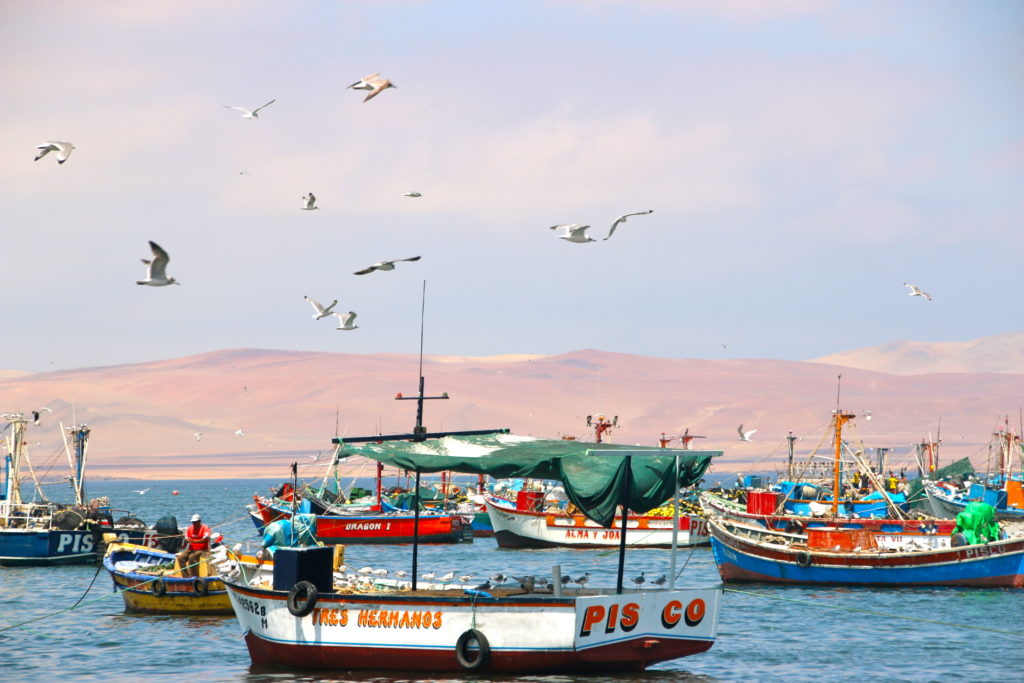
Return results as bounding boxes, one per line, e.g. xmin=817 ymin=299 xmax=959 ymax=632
xmin=225 ymin=572 xmax=720 ymax=674
xmin=486 ymin=495 xmax=709 ymax=549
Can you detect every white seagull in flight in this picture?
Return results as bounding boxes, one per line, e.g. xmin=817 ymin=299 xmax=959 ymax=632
xmin=235 ymin=429 xmax=246 ymax=439
xmin=737 ymin=425 xmax=758 ymax=442
xmin=347 ymin=73 xmax=396 ymax=102
xmin=132 ymin=488 xmax=151 ymax=495
xmin=604 ymin=209 xmax=654 ymax=240
xmin=903 ymin=283 xmax=932 ymax=301
xmin=34 ymin=141 xmax=75 ymax=165
xmin=353 ymin=256 xmax=421 ymax=275
xmin=301 ymin=193 xmax=318 ymax=210
xmin=304 ymin=296 xmax=337 ymax=320
xmin=550 ymin=224 xmax=595 ymax=243
xmin=333 ymin=312 xmax=359 ymax=331
xmin=223 ymin=99 xmax=276 ymax=119
xmin=136 ymin=241 xmax=180 ymax=286
xmin=194 ymin=431 xmax=203 ymax=441
xmin=402 ymin=191 xmax=422 ymax=198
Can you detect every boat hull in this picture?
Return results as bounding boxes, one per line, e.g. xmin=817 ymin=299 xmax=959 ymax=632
xmin=0 ymin=527 xmax=157 ymax=567
xmin=226 ymin=581 xmax=719 ymax=673
xmin=251 ymin=499 xmax=471 ymax=545
xmin=104 ymin=542 xmax=234 ymax=614
xmin=486 ymin=497 xmax=709 ymax=549
xmin=925 ymin=484 xmax=1024 ymax=522
xmin=709 ymin=519 xmax=1024 ymax=588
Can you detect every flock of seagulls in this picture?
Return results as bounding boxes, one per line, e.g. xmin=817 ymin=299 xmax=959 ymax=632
xmin=304 ymin=296 xmax=357 ymax=331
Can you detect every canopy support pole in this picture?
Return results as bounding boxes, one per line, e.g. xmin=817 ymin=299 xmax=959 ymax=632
xmin=411 ymin=469 xmax=421 ymax=591
xmin=669 ymin=453 xmax=679 ymax=589
xmin=615 ymin=454 xmax=632 ymax=594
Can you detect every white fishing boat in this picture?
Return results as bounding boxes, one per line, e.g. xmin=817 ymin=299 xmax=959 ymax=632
xmin=485 ymin=494 xmax=709 ymax=549
xmin=223 ymin=431 xmax=724 ymax=673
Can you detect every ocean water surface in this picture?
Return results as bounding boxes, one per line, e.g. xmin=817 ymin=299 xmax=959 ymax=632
xmin=0 ymin=478 xmax=1020 ymax=683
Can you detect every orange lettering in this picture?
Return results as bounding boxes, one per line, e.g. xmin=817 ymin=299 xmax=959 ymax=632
xmin=684 ymin=598 xmax=706 ymax=627
xmin=620 ymin=602 xmax=639 ymax=632
xmin=339 ymin=609 xmax=348 ymax=626
xmin=432 ymin=611 xmax=443 ymax=629
xmin=400 ymin=611 xmax=411 ymax=628
xmin=661 ymin=600 xmax=682 ymax=629
xmin=580 ymin=605 xmax=605 ymax=637
xmin=605 ymin=603 xmax=619 ymax=634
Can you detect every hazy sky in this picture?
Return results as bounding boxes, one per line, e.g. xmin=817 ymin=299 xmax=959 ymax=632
xmin=2 ymin=1 xmax=1021 ymax=373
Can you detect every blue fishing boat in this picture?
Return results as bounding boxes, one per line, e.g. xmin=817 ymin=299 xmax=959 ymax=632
xmin=0 ymin=414 xmax=154 ymax=566
xmin=925 ymin=425 xmax=1024 ymax=521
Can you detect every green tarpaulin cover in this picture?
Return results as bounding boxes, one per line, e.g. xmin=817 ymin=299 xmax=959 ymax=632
xmin=340 ymin=433 xmax=719 ymax=527
xmin=953 ymin=502 xmax=1001 ymax=545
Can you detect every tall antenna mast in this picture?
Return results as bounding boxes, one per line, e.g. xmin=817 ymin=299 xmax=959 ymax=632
xmin=835 ymin=374 xmax=842 ymax=413
xmin=418 ymin=280 xmax=426 ymax=380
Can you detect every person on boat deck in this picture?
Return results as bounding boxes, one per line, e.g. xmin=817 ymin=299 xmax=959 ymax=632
xmin=887 ymin=472 xmax=898 ymax=493
xmin=852 ymin=471 xmax=862 ymax=490
xmin=177 ymin=513 xmax=211 ymax=578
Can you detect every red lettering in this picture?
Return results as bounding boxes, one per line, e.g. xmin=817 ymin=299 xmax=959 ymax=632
xmin=684 ymin=598 xmax=706 ymax=627
xmin=661 ymin=600 xmax=682 ymax=629
xmin=620 ymin=602 xmax=639 ymax=632
xmin=605 ymin=603 xmax=619 ymax=633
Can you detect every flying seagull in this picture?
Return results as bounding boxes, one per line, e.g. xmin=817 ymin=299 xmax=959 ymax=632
xmin=903 ymin=282 xmax=932 ymax=301
xmin=353 ymin=256 xmax=421 ymax=275
xmin=604 ymin=209 xmax=654 ymax=240
xmin=737 ymin=425 xmax=757 ymax=442
xmin=347 ymin=73 xmax=396 ymax=102
xmin=193 ymin=431 xmax=203 ymax=441
xmin=304 ymin=296 xmax=337 ymax=320
xmin=132 ymin=488 xmax=151 ymax=495
xmin=223 ymin=99 xmax=276 ymax=119
xmin=34 ymin=141 xmax=75 ymax=164
xmin=550 ymin=224 xmax=595 ymax=244
xmin=333 ymin=311 xmax=359 ymax=331
xmin=136 ymin=241 xmax=180 ymax=286
xmin=235 ymin=428 xmax=246 ymax=439
xmin=301 ymin=193 xmax=318 ymax=210
xmin=402 ymin=191 xmax=422 ymax=198
xmin=31 ymin=407 xmax=52 ymax=425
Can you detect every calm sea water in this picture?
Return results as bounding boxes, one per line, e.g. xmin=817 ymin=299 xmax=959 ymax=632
xmin=1 ymin=478 xmax=1021 ymax=683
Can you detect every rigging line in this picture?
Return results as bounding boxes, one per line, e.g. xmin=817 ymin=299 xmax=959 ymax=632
xmin=722 ymin=587 xmax=1024 ymax=638
xmin=67 ymin=561 xmax=104 ymax=610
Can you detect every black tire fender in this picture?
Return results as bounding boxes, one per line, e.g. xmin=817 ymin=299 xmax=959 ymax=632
xmin=193 ymin=577 xmax=209 ymax=596
xmin=455 ymin=629 xmax=490 ymax=670
xmin=287 ymin=580 xmax=318 ymax=617
xmin=795 ymin=550 xmax=812 ymax=568
xmin=151 ymin=578 xmax=167 ymax=597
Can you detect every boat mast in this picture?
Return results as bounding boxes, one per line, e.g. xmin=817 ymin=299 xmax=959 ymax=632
xmin=3 ymin=414 xmax=28 ymax=508
xmin=831 ymin=410 xmax=855 ymax=516
xmin=62 ymin=423 xmax=90 ymax=506
xmin=786 ymin=431 xmax=797 ymax=480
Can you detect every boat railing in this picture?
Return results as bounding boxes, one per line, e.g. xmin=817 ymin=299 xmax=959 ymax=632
xmin=0 ymin=501 xmax=60 ymax=528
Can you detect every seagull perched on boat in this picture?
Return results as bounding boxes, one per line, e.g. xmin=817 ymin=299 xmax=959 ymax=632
xmin=903 ymin=282 xmax=932 ymax=301
xmin=353 ymin=256 xmax=421 ymax=275
xmin=223 ymin=99 xmax=275 ymax=119
xmin=34 ymin=141 xmax=75 ymax=164
xmin=235 ymin=428 xmax=246 ymax=439
xmin=136 ymin=241 xmax=180 ymax=286
xmin=489 ymin=573 xmax=506 ymax=584
xmin=402 ymin=191 xmax=422 ymax=198
xmin=573 ymin=573 xmax=591 ymax=588
xmin=132 ymin=488 xmax=151 ymax=495
xmin=513 ymin=575 xmax=536 ymax=593
xmin=347 ymin=73 xmax=396 ymax=102
xmin=651 ymin=574 xmax=667 ymax=588
xmin=474 ymin=580 xmax=492 ymax=591
xmin=737 ymin=425 xmax=757 ymax=442
xmin=604 ymin=210 xmax=654 ymax=240
xmin=550 ymin=224 xmax=595 ymax=244
xmin=301 ymin=193 xmax=319 ymax=210
xmin=438 ymin=571 xmax=456 ymax=584
xmin=632 ymin=572 xmax=645 ymax=589
xmin=304 ymin=295 xmax=337 ymax=320
xmin=333 ymin=312 xmax=359 ymax=331
xmin=560 ymin=575 xmax=571 ymax=586
xmin=421 ymin=572 xmax=436 ymax=581
xmin=458 ymin=574 xmax=473 ymax=584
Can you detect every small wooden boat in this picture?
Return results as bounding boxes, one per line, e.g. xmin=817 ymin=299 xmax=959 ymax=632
xmin=103 ymin=542 xmax=266 ymax=614
xmin=707 ymin=516 xmax=1024 ymax=587
xmin=486 ymin=495 xmax=709 ymax=549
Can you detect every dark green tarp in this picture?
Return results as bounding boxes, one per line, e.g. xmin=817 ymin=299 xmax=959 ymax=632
xmin=906 ymin=457 xmax=975 ymax=510
xmin=340 ymin=433 xmax=719 ymax=527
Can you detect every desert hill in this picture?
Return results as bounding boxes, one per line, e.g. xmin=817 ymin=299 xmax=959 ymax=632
xmin=810 ymin=331 xmax=1024 ymax=375
xmin=2 ymin=342 xmax=1022 ymax=479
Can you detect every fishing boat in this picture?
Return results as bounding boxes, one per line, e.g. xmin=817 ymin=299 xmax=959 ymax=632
xmin=708 ymin=514 xmax=1024 ymax=587
xmin=924 ymin=424 xmax=1024 ymax=521
xmin=486 ymin=495 xmax=709 ymax=549
xmin=104 ymin=541 xmax=237 ymax=614
xmin=0 ymin=414 xmax=156 ymax=566
xmin=224 ymin=432 xmax=724 ymax=673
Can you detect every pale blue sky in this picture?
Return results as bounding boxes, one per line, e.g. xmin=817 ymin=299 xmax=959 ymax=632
xmin=1 ymin=1 xmax=1021 ymax=372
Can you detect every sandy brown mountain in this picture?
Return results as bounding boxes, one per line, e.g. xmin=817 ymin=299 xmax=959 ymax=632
xmin=1 ymin=343 xmax=1021 ymax=479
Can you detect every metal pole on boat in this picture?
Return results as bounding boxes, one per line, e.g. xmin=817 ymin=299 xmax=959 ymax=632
xmin=290 ymin=462 xmax=298 ymax=546
xmin=616 ymin=455 xmax=631 ymax=595
xmin=412 ymin=468 xmax=421 ymax=591
xmin=787 ymin=432 xmax=797 ymax=480
xmin=669 ymin=453 xmax=679 ymax=590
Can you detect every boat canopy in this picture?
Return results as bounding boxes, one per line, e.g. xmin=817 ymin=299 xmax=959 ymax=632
xmin=340 ymin=433 xmax=720 ymax=527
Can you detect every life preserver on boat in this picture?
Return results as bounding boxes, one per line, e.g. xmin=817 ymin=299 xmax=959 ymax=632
xmin=151 ymin=578 xmax=167 ymax=597
xmin=455 ymin=629 xmax=490 ymax=670
xmin=287 ymin=581 xmax=318 ymax=617
xmin=795 ymin=551 xmax=812 ymax=568
xmin=193 ymin=577 xmax=209 ymax=596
